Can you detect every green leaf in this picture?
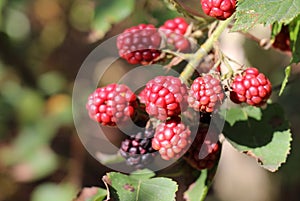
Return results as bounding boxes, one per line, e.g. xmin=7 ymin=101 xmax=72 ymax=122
xmin=31 ymin=183 xmax=77 ymax=201
xmin=183 ymin=170 xmax=209 ymax=201
xmin=223 ymin=105 xmax=262 ymax=126
xmin=224 ymin=107 xmax=248 ymax=126
xmin=105 ymin=169 xmax=178 ymax=201
xmin=223 ymin=104 xmax=292 ymax=172
xmin=87 ymin=188 xmax=107 ymax=201
xmin=242 ymin=106 xmax=262 ymax=120
xmin=130 ymin=169 xmax=156 ymax=180
xmin=92 ymin=0 xmax=134 ymax=39
xmin=279 ymin=65 xmax=292 ymax=96
xmin=271 ymin=22 xmax=283 ymax=39
xmin=289 ymin=15 xmax=300 ymax=63
xmin=232 ymin=0 xmax=300 ymax=31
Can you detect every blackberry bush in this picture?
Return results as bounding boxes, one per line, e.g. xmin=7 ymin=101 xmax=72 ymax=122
xmin=80 ymin=1 xmax=296 ymax=200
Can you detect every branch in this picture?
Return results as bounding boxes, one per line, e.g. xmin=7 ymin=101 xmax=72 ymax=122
xmin=179 ymin=16 xmax=233 ymax=81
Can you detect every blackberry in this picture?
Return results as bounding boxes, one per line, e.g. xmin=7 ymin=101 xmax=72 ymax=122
xmin=117 ymin=24 xmax=162 ymax=65
xmin=201 ymin=0 xmax=236 ymax=20
xmin=143 ymin=76 xmax=188 ymax=120
xmin=188 ymin=74 xmax=225 ymax=113
xmin=230 ymin=67 xmax=272 ymax=106
xmin=152 ymin=118 xmax=192 ymax=160
xmin=160 ymin=17 xmax=189 ymax=35
xmin=159 ymin=17 xmax=191 ymax=52
xmin=86 ymin=84 xmax=137 ymax=126
xmin=119 ymin=127 xmax=157 ymax=169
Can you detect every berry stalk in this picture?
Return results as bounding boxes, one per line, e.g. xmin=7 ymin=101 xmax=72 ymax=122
xmin=179 ymin=15 xmax=233 ymax=82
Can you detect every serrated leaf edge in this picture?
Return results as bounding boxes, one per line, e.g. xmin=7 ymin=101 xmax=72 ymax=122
xmin=225 ymin=129 xmax=292 ymax=172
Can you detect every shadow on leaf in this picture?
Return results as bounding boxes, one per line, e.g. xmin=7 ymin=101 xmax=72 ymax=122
xmin=223 ymin=103 xmax=289 ymax=148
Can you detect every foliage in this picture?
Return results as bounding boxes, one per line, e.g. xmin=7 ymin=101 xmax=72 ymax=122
xmin=223 ymin=104 xmax=292 ymax=172
xmin=232 ymin=0 xmax=300 ymax=31
xmin=183 ymin=170 xmax=209 ymax=201
xmin=92 ymin=0 xmax=135 ymax=39
xmin=103 ymin=169 xmax=178 ymax=201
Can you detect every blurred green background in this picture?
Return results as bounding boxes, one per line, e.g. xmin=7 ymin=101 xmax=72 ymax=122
xmin=0 ymin=0 xmax=299 ymax=201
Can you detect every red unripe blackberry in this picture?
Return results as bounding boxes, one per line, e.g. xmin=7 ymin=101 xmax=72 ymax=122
xmin=160 ymin=17 xmax=189 ymax=35
xmin=159 ymin=17 xmax=191 ymax=52
xmin=188 ymin=74 xmax=225 ymax=113
xmin=86 ymin=84 xmax=137 ymax=126
xmin=120 ymin=127 xmax=156 ymax=169
xmin=117 ymin=24 xmax=162 ymax=65
xmin=152 ymin=119 xmax=191 ymax=160
xmin=184 ymin=126 xmax=221 ymax=170
xmin=143 ymin=76 xmax=188 ymax=120
xmin=201 ymin=0 xmax=236 ymax=20
xmin=230 ymin=67 xmax=272 ymax=106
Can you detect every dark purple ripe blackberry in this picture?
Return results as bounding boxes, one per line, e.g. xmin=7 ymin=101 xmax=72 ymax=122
xmin=119 ymin=127 xmax=156 ymax=169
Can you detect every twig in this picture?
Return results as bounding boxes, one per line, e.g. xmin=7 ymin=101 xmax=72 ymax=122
xmin=179 ymin=16 xmax=234 ymax=82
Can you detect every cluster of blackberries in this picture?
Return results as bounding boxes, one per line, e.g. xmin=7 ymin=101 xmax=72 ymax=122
xmin=85 ymin=7 xmax=273 ymax=169
xmin=86 ymin=66 xmax=272 ymax=169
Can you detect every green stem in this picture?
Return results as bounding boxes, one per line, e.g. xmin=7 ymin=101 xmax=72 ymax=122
xmin=179 ymin=16 xmax=233 ymax=82
xmin=222 ymin=54 xmax=234 ymax=78
xmin=162 ymin=49 xmax=194 ymax=60
xmin=165 ymin=0 xmax=206 ymax=21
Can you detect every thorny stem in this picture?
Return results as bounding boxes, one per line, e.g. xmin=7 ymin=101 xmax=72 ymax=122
xmin=179 ymin=16 xmax=233 ymax=82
